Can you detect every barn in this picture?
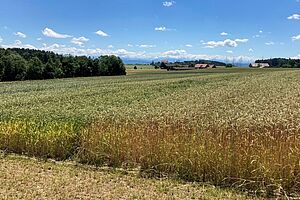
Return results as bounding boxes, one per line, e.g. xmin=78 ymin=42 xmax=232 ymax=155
xmin=195 ymin=64 xmax=209 ymax=69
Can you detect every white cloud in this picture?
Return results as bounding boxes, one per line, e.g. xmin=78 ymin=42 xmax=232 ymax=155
xmin=14 ymin=32 xmax=26 ymax=38
xmin=204 ymin=38 xmax=248 ymax=48
xmin=292 ymin=35 xmax=300 ymax=41
xmin=226 ymin=50 xmax=233 ymax=54
xmin=235 ymin=39 xmax=249 ymax=43
xmin=155 ymin=26 xmax=167 ymax=31
xmin=137 ymin=44 xmax=156 ymax=48
xmin=15 ymin=40 xmax=22 ymax=46
xmin=253 ymin=30 xmax=264 ymax=38
xmin=1 ymin=40 xmax=36 ymax=49
xmin=71 ymin=36 xmax=89 ymax=46
xmin=37 ymin=38 xmax=42 ymax=41
xmin=185 ymin=44 xmax=193 ymax=47
xmin=95 ymin=30 xmax=109 ymax=37
xmin=288 ymin=14 xmax=300 ymax=20
xmin=0 ymin=40 xmax=256 ymax=63
xmin=291 ymin=54 xmax=300 ymax=59
xmin=155 ymin=26 xmax=175 ymax=32
xmin=155 ymin=26 xmax=173 ymax=32
xmin=220 ymin=32 xmax=228 ymax=36
xmin=265 ymin=41 xmax=275 ymax=45
xmin=108 ymin=45 xmax=114 ymax=48
xmin=249 ymin=48 xmax=254 ymax=52
xmin=128 ymin=44 xmax=133 ymax=47
xmin=163 ymin=1 xmax=176 ymax=7
xmin=42 ymin=28 xmax=72 ymax=39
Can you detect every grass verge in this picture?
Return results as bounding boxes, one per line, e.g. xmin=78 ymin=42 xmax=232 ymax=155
xmin=0 ymin=154 xmax=254 ymax=200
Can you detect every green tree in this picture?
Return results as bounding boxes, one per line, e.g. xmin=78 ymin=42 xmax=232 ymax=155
xmin=226 ymin=64 xmax=233 ymax=68
xmin=160 ymin=62 xmax=167 ymax=69
xmin=43 ymin=62 xmax=56 ymax=79
xmin=26 ymin=57 xmax=44 ymax=80
xmin=62 ymin=56 xmax=79 ymax=77
xmin=0 ymin=53 xmax=27 ymax=81
xmin=98 ymin=55 xmax=126 ymax=76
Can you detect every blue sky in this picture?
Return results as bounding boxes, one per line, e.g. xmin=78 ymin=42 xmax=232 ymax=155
xmin=1 ymin=0 xmax=300 ymax=62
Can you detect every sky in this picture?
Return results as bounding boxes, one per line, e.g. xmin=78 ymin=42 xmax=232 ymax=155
xmin=1 ymin=0 xmax=300 ymax=62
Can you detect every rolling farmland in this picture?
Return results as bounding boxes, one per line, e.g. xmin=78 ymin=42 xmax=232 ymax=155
xmin=1 ymin=68 xmax=300 ymax=197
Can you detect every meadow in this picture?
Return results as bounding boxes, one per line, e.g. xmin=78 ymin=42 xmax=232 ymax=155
xmin=1 ymin=68 xmax=300 ymax=197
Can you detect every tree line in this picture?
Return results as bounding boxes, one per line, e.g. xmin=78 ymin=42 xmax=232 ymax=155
xmin=150 ymin=59 xmax=226 ymax=69
xmin=0 ymin=48 xmax=126 ymax=82
xmin=255 ymin=58 xmax=300 ymax=68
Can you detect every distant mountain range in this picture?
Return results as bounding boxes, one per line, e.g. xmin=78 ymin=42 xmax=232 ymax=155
xmin=123 ymin=58 xmax=251 ymax=67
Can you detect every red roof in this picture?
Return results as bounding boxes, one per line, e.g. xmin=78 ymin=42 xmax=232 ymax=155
xmin=195 ymin=64 xmax=209 ymax=68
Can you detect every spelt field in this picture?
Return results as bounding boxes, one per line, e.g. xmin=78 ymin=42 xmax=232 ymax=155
xmin=1 ymin=68 xmax=300 ymax=197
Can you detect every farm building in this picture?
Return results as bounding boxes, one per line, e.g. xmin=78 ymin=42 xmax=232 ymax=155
xmin=166 ymin=64 xmax=194 ymax=71
xmin=195 ymin=64 xmax=216 ymax=69
xmin=195 ymin=64 xmax=209 ymax=69
xmin=249 ymin=63 xmax=270 ymax=68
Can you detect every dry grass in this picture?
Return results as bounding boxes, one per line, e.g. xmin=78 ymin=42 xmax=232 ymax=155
xmin=0 ymin=154 xmax=252 ymax=200
xmin=78 ymin=120 xmax=300 ymax=197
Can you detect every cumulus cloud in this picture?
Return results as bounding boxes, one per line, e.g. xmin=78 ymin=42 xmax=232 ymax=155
xmin=71 ymin=36 xmax=89 ymax=46
xmin=0 ymin=40 xmax=256 ymax=63
xmin=42 ymin=28 xmax=72 ymax=39
xmin=107 ymin=45 xmax=114 ymax=48
xmin=163 ymin=1 xmax=176 ymax=7
xmin=127 ymin=44 xmax=133 ymax=47
xmin=155 ymin=26 xmax=172 ymax=32
xmin=137 ymin=44 xmax=156 ymax=48
xmin=288 ymin=14 xmax=300 ymax=20
xmin=292 ymin=34 xmax=300 ymax=41
xmin=235 ymin=39 xmax=249 ymax=43
xmin=95 ymin=30 xmax=109 ymax=37
xmin=185 ymin=44 xmax=193 ymax=47
xmin=204 ymin=38 xmax=248 ymax=48
xmin=1 ymin=40 xmax=36 ymax=49
xmin=155 ymin=26 xmax=166 ymax=31
xmin=14 ymin=32 xmax=26 ymax=38
xmin=249 ymin=48 xmax=254 ymax=52
xmin=220 ymin=32 xmax=228 ymax=36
